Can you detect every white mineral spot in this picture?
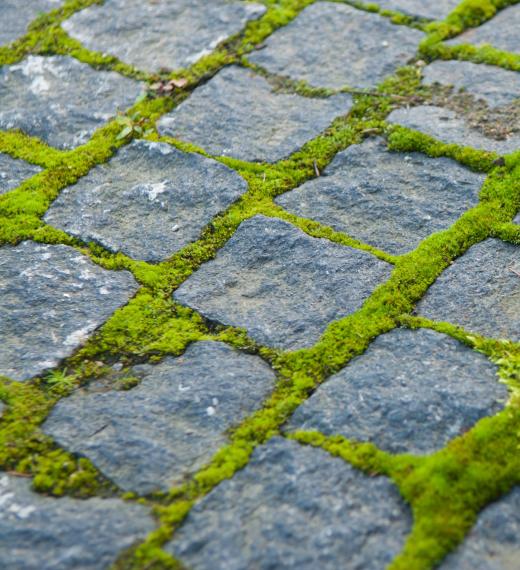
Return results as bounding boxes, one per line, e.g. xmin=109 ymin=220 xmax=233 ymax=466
xmin=64 ymin=324 xmax=94 ymax=347
xmin=206 ymin=406 xmax=216 ymax=416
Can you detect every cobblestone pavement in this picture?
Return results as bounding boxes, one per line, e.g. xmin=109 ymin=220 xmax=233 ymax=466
xmin=0 ymin=1 xmax=519 ymax=569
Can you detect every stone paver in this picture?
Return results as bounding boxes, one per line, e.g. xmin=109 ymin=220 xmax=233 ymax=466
xmin=0 ymin=153 xmax=41 ymax=195
xmin=418 ymin=239 xmax=520 ymax=341
xmin=249 ymin=2 xmax=424 ymax=89
xmin=63 ymin=1 xmax=265 ymax=74
xmin=44 ymin=140 xmax=248 ymax=262
xmin=440 ymin=487 xmax=520 ymax=569
xmin=0 ymin=242 xmax=138 ymax=381
xmin=369 ymin=0 xmax=459 ymax=20
xmin=0 ymin=474 xmax=154 ymax=570
xmin=275 ymin=137 xmax=484 ymax=255
xmin=0 ymin=0 xmax=62 ymax=46
xmin=174 ymin=215 xmax=392 ymax=350
xmin=167 ymin=437 xmax=412 ymax=570
xmin=448 ymin=4 xmax=520 ymax=53
xmin=0 ymin=55 xmax=142 ymax=148
xmin=43 ymin=342 xmax=275 ymax=495
xmin=288 ymin=328 xmax=506 ymax=454
xmin=423 ymin=61 xmax=520 ymax=108
xmin=157 ymin=66 xmax=352 ymax=162
xmin=388 ymin=105 xmax=520 ymax=154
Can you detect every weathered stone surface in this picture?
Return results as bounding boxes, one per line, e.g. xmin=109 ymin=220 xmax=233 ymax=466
xmin=157 ymin=66 xmax=352 ymax=162
xmin=43 ymin=342 xmax=275 ymax=495
xmin=0 ymin=241 xmax=137 ymax=381
xmin=0 ymin=474 xmax=154 ymax=570
xmin=174 ymin=216 xmax=392 ymax=350
xmin=167 ymin=437 xmax=411 ymax=570
xmin=0 ymin=55 xmax=142 ymax=148
xmin=388 ymin=105 xmax=520 ymax=154
xmin=276 ymin=137 xmax=484 ymax=255
xmin=423 ymin=61 xmax=520 ymax=108
xmin=448 ymin=4 xmax=520 ymax=53
xmin=0 ymin=153 xmax=41 ymax=195
xmin=0 ymin=0 xmax=62 ymax=46
xmin=418 ymin=239 xmax=520 ymax=341
xmin=63 ymin=0 xmax=265 ymax=73
xmin=440 ymin=487 xmax=520 ymax=569
xmin=288 ymin=328 xmax=506 ymax=454
xmin=369 ymin=0 xmax=459 ymax=20
xmin=515 ymin=213 xmax=520 ymax=224
xmin=248 ymin=2 xmax=423 ymax=89
xmin=44 ymin=141 xmax=248 ymax=262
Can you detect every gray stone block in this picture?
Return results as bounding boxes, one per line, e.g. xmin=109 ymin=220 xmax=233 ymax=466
xmin=418 ymin=239 xmax=520 ymax=341
xmin=0 ymin=0 xmax=62 ymax=46
xmin=440 ymin=487 xmax=520 ymax=569
xmin=157 ymin=66 xmax=352 ymax=162
xmin=44 ymin=140 xmax=248 ymax=262
xmin=368 ymin=0 xmax=459 ymax=20
xmin=63 ymin=0 xmax=266 ymax=73
xmin=167 ymin=437 xmax=412 ymax=570
xmin=288 ymin=328 xmax=506 ymax=454
xmin=0 ymin=474 xmax=154 ymax=570
xmin=43 ymin=342 xmax=275 ymax=495
xmin=0 ymin=55 xmax=142 ymax=148
xmin=0 ymin=241 xmax=138 ymax=381
xmin=0 ymin=152 xmax=41 ymax=195
xmin=447 ymin=4 xmax=520 ymax=54
xmin=174 ymin=215 xmax=392 ymax=351
xmin=423 ymin=61 xmax=520 ymax=108
xmin=387 ymin=105 xmax=520 ymax=154
xmin=248 ymin=2 xmax=424 ymax=89
xmin=276 ymin=137 xmax=484 ymax=255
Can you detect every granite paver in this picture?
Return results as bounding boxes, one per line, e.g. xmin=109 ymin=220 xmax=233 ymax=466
xmin=368 ymin=0 xmax=459 ymax=20
xmin=0 ymin=153 xmax=41 ymax=195
xmin=0 ymin=0 xmax=62 ymax=46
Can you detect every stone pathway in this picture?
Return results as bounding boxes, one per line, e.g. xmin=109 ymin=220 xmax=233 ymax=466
xmin=0 ymin=2 xmax=519 ymax=570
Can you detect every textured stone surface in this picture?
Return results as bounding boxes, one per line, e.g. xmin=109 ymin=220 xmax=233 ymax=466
xmin=167 ymin=437 xmax=411 ymax=570
xmin=288 ymin=328 xmax=506 ymax=454
xmin=63 ymin=0 xmax=265 ymax=73
xmin=418 ymin=239 xmax=520 ymax=341
xmin=0 ymin=55 xmax=142 ymax=148
xmin=157 ymin=66 xmax=352 ymax=162
xmin=43 ymin=342 xmax=275 ymax=494
xmin=249 ymin=2 xmax=423 ymax=89
xmin=448 ymin=4 xmax=520 ymax=53
xmin=0 ymin=152 xmax=41 ymax=195
xmin=388 ymin=105 xmax=520 ymax=154
xmin=174 ymin=216 xmax=392 ymax=350
xmin=0 ymin=474 xmax=154 ymax=570
xmin=0 ymin=0 xmax=62 ymax=46
xmin=440 ymin=487 xmax=520 ymax=569
xmin=44 ymin=141 xmax=248 ymax=262
xmin=0 ymin=241 xmax=137 ymax=381
xmin=423 ymin=61 xmax=520 ymax=108
xmin=369 ymin=0 xmax=459 ymax=20
xmin=276 ymin=138 xmax=484 ymax=255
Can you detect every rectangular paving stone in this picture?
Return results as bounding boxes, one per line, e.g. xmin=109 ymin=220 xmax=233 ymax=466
xmin=0 ymin=242 xmax=138 ymax=381
xmin=174 ymin=215 xmax=392 ymax=351
xmin=275 ymin=137 xmax=484 ymax=255
xmin=0 ymin=474 xmax=154 ymax=570
xmin=0 ymin=55 xmax=142 ymax=148
xmin=0 ymin=0 xmax=62 ymax=46
xmin=167 ymin=437 xmax=412 ymax=570
xmin=418 ymin=239 xmax=520 ymax=342
xmin=367 ymin=0 xmax=460 ymax=20
xmin=387 ymin=105 xmax=520 ymax=154
xmin=157 ymin=66 xmax=352 ymax=162
xmin=447 ymin=4 xmax=520 ymax=53
xmin=0 ymin=152 xmax=41 ymax=195
xmin=248 ymin=2 xmax=424 ymax=89
xmin=44 ymin=140 xmax=248 ymax=262
xmin=63 ymin=0 xmax=266 ymax=73
xmin=423 ymin=60 xmax=520 ymax=108
xmin=43 ymin=342 xmax=275 ymax=495
xmin=287 ymin=328 xmax=506 ymax=455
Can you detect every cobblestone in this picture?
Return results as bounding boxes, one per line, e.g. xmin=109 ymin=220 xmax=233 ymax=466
xmin=368 ymin=0 xmax=460 ymax=20
xmin=0 ymin=0 xmax=62 ymax=46
xmin=0 ymin=153 xmax=41 ymax=195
